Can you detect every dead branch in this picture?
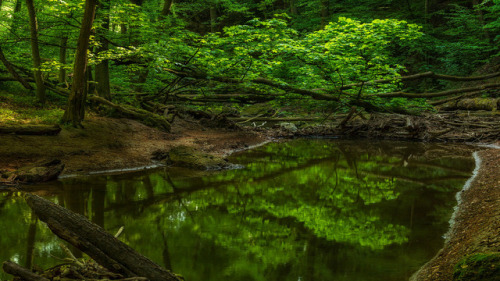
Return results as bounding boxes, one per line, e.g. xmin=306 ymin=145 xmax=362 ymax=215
xmin=2 ymin=261 xmax=49 ymax=281
xmin=338 ymin=71 xmax=500 ymax=90
xmin=378 ymin=83 xmax=500 ymax=98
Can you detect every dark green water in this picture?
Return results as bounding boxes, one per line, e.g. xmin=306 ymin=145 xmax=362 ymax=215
xmin=0 ymin=139 xmax=476 ymax=281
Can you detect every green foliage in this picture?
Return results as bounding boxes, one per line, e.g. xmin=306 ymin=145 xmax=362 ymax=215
xmin=454 ymin=253 xmax=500 ymax=281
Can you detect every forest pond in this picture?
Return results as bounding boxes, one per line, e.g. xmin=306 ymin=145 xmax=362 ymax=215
xmin=0 ymin=139 xmax=478 ymax=281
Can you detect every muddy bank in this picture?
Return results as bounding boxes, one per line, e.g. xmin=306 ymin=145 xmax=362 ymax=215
xmin=410 ymin=146 xmax=500 ymax=281
xmin=0 ymin=116 xmax=266 ymax=176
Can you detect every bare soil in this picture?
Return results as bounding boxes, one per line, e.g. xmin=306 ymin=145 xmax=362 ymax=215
xmin=0 ymin=115 xmax=498 ymax=281
xmin=411 ymin=145 xmax=500 ymax=281
xmin=0 ymin=116 xmax=266 ymax=175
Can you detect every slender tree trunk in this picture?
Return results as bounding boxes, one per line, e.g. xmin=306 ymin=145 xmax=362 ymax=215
xmin=424 ymin=0 xmax=429 ymax=24
xmin=0 ymin=0 xmax=3 ymax=10
xmin=320 ymin=0 xmax=328 ymax=28
xmin=210 ymin=5 xmax=216 ymax=32
xmin=26 ymin=0 xmax=46 ymax=104
xmin=59 ymin=35 xmax=68 ymax=87
xmin=14 ymin=0 xmax=22 ymax=11
xmin=95 ymin=0 xmax=111 ymax=100
xmin=472 ymin=0 xmax=491 ymax=42
xmin=62 ymin=0 xmax=97 ymax=127
xmin=161 ymin=0 xmax=174 ymax=17
xmin=290 ymin=0 xmax=297 ymax=15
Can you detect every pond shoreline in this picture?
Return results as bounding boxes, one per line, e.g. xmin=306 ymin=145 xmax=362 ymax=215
xmin=410 ymin=146 xmax=500 ymax=281
xmin=1 ymin=116 xmax=499 ymax=281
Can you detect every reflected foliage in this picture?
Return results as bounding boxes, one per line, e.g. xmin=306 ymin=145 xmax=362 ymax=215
xmin=0 ymin=140 xmax=476 ymax=281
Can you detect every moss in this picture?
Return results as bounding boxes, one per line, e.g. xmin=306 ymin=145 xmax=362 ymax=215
xmin=167 ymin=146 xmax=229 ymax=170
xmin=453 ymin=253 xmax=500 ymax=281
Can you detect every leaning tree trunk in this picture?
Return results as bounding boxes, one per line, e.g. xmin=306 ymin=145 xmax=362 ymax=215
xmin=62 ymin=0 xmax=97 ymax=127
xmin=26 ymin=0 xmax=46 ymax=104
xmin=0 ymin=45 xmax=33 ymax=90
xmin=24 ymin=193 xmax=181 ymax=281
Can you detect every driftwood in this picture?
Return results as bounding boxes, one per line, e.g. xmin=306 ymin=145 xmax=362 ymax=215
xmin=2 ymin=261 xmax=49 ymax=281
xmin=0 ymin=124 xmax=61 ymax=135
xmin=24 ymin=193 xmax=181 ymax=281
xmin=89 ymin=96 xmax=171 ymax=132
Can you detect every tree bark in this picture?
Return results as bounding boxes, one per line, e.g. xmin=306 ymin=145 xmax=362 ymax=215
xmin=24 ymin=193 xmax=182 ymax=281
xmin=320 ymin=0 xmax=329 ymax=28
xmin=2 ymin=261 xmax=49 ymax=281
xmin=290 ymin=0 xmax=297 ymax=15
xmin=26 ymin=0 xmax=46 ymax=104
xmin=161 ymin=0 xmax=174 ymax=17
xmin=210 ymin=5 xmax=216 ymax=32
xmin=58 ymin=35 xmax=68 ymax=87
xmin=62 ymin=0 xmax=97 ymax=127
xmin=0 ymin=45 xmax=33 ymax=89
xmin=95 ymin=0 xmax=111 ymax=100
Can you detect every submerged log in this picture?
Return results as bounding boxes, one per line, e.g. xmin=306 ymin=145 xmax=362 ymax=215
xmin=2 ymin=159 xmax=65 ymax=183
xmin=0 ymin=124 xmax=61 ymax=135
xmin=25 ymin=193 xmax=181 ymax=281
xmin=2 ymin=261 xmax=49 ymax=281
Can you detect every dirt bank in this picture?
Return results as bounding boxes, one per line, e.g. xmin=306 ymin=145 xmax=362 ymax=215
xmin=0 ymin=116 xmax=266 ymax=175
xmin=410 ymin=145 xmax=500 ymax=281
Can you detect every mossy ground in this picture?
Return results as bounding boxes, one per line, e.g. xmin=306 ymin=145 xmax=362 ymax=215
xmin=453 ymin=253 xmax=500 ymax=281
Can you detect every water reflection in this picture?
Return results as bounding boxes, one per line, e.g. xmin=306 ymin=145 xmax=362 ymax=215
xmin=0 ymin=140 xmax=476 ymax=281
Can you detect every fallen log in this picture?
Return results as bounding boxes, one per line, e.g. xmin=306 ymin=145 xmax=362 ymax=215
xmin=89 ymin=96 xmax=171 ymax=132
xmin=439 ymin=97 xmax=499 ymax=111
xmin=25 ymin=193 xmax=181 ymax=281
xmin=0 ymin=124 xmax=61 ymax=135
xmin=2 ymin=261 xmax=49 ymax=281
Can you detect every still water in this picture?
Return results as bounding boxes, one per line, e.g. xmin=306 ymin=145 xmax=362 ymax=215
xmin=0 ymin=139 xmax=477 ymax=281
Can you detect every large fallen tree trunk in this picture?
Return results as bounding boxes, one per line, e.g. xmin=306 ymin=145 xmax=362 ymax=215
xmin=89 ymin=96 xmax=171 ymax=132
xmin=0 ymin=124 xmax=61 ymax=135
xmin=25 ymin=193 xmax=181 ymax=281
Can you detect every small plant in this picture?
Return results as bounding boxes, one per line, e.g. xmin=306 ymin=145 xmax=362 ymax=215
xmin=453 ymin=253 xmax=500 ymax=281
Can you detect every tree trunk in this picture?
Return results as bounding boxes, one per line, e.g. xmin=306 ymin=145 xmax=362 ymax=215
xmin=95 ymin=0 xmax=111 ymax=100
xmin=24 ymin=193 xmax=181 ymax=281
xmin=320 ymin=0 xmax=329 ymax=28
xmin=58 ymin=35 xmax=68 ymax=87
xmin=62 ymin=0 xmax=97 ymax=127
xmin=161 ymin=0 xmax=174 ymax=17
xmin=210 ymin=5 xmax=216 ymax=32
xmin=0 ymin=45 xmax=33 ymax=89
xmin=26 ymin=0 xmax=46 ymax=104
xmin=290 ymin=0 xmax=297 ymax=15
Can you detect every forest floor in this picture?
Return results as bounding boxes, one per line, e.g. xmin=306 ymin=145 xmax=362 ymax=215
xmin=0 ymin=114 xmax=499 ymax=281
